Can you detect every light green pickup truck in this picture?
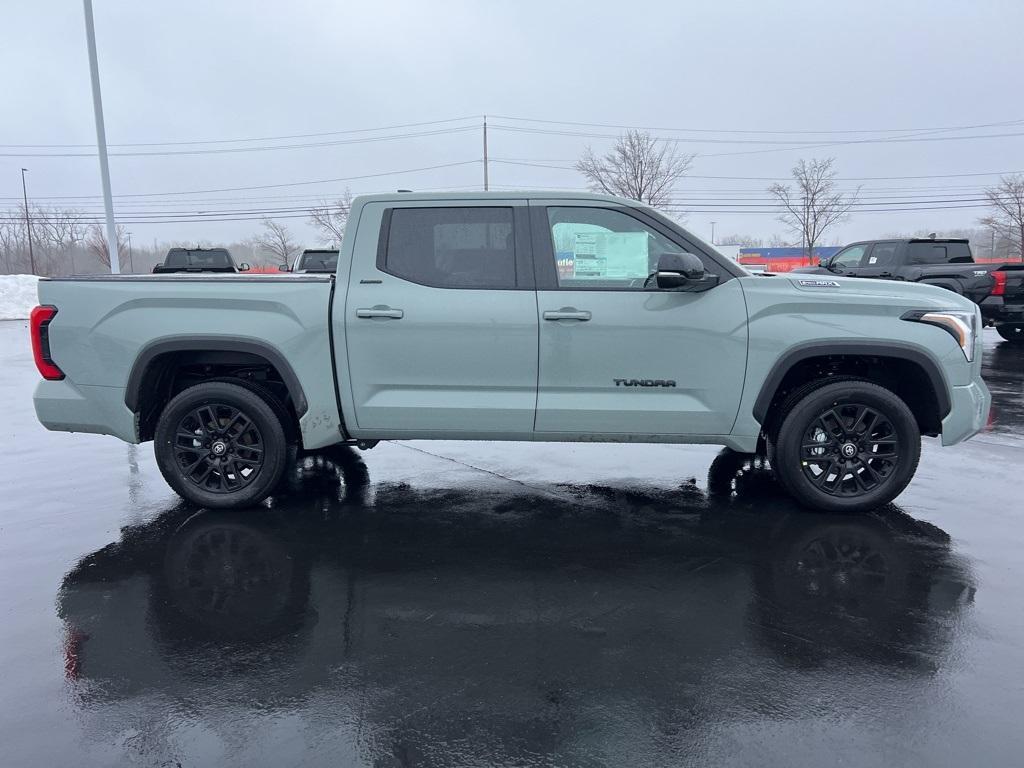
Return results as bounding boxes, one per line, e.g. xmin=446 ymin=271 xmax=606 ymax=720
xmin=31 ymin=192 xmax=991 ymax=512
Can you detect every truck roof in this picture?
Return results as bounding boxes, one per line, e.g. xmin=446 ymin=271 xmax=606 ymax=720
xmin=843 ymin=237 xmax=970 ymax=246
xmin=352 ymin=190 xmax=642 ymax=205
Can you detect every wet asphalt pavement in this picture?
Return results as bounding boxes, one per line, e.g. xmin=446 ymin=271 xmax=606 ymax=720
xmin=1 ymin=321 xmax=1022 ymax=767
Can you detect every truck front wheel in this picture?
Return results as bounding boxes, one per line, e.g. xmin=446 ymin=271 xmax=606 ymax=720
xmin=770 ymin=381 xmax=921 ymax=513
xmin=155 ymin=381 xmax=287 ymax=509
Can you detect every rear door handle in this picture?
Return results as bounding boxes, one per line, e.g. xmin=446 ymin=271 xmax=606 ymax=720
xmin=543 ymin=309 xmax=591 ymax=321
xmin=356 ymin=306 xmax=404 ymax=319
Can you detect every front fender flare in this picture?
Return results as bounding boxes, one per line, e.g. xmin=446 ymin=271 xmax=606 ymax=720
xmin=751 ymin=340 xmax=952 ymax=425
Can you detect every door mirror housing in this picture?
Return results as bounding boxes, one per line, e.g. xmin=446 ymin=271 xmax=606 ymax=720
xmin=278 ymin=263 xmax=290 ymax=272
xmin=238 ymin=262 xmax=251 ymax=272
xmin=654 ymin=252 xmax=717 ymax=291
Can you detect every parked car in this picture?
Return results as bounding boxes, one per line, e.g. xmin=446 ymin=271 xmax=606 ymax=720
xmin=285 ymin=249 xmax=339 ymax=273
xmin=153 ymin=247 xmax=249 ymax=274
xmin=31 ymin=191 xmax=991 ymax=513
xmin=792 ymin=238 xmax=1024 ymax=343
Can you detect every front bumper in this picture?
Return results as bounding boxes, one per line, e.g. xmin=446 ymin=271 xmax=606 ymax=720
xmin=941 ymin=379 xmax=991 ymax=446
xmin=34 ymin=379 xmax=137 ymax=443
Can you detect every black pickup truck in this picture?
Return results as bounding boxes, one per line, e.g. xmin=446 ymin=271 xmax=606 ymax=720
xmin=793 ymin=238 xmax=1024 ymax=343
xmin=152 ymin=247 xmax=249 ymax=274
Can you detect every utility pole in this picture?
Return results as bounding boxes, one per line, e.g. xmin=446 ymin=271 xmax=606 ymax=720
xmin=710 ymin=221 xmax=716 ymax=246
xmin=126 ymin=231 xmax=134 ymax=272
xmin=20 ymin=168 xmax=36 ymax=275
xmin=482 ymin=115 xmax=489 ymax=192
xmin=82 ymin=0 xmax=120 ymax=274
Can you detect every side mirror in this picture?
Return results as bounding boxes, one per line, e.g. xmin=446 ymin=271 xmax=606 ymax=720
xmin=655 ymin=252 xmax=712 ymax=290
xmin=238 ymin=262 xmax=250 ymax=272
xmin=278 ymin=263 xmax=290 ymax=272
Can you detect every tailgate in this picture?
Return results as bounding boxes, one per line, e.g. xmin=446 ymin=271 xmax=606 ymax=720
xmin=996 ymin=264 xmax=1024 ymax=300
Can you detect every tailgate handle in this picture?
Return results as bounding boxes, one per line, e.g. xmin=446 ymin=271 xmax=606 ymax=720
xmin=356 ymin=307 xmax=404 ymax=319
xmin=543 ymin=309 xmax=591 ymax=321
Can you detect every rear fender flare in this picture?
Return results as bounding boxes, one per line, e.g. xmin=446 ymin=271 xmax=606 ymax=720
xmin=124 ymin=336 xmax=308 ymax=416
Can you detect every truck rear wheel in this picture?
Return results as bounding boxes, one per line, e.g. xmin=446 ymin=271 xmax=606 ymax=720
xmin=155 ymin=381 xmax=287 ymax=509
xmin=996 ymin=322 xmax=1024 ymax=344
xmin=771 ymin=381 xmax=920 ymax=513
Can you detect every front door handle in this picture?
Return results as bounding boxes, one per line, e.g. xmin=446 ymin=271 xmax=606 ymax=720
xmin=356 ymin=306 xmax=404 ymax=319
xmin=543 ymin=308 xmax=591 ymax=321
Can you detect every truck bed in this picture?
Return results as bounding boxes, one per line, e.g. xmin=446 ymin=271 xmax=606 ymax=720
xmin=34 ymin=274 xmax=343 ymax=449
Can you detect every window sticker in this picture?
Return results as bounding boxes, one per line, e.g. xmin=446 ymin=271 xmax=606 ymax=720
xmin=570 ymin=232 xmax=649 ymax=280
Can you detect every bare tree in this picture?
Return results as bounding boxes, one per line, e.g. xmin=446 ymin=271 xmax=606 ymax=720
xmin=85 ymin=222 xmax=129 ymax=270
xmin=718 ymin=234 xmax=764 ymax=247
xmin=979 ymin=175 xmax=1024 ymax=259
xmin=768 ymin=158 xmax=858 ymax=258
xmin=255 ymin=218 xmax=299 ymax=267
xmin=576 ymin=129 xmax=694 ymax=207
xmin=307 ymin=188 xmax=353 ymax=246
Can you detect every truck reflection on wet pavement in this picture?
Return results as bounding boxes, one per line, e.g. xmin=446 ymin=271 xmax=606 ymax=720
xmin=58 ymin=450 xmax=975 ymax=766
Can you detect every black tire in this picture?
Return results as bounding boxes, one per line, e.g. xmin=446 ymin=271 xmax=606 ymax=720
xmin=771 ymin=381 xmax=920 ymax=513
xmin=155 ymin=381 xmax=287 ymax=509
xmin=996 ymin=322 xmax=1024 ymax=344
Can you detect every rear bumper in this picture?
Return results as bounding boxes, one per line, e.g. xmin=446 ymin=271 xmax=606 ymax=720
xmin=941 ymin=379 xmax=991 ymax=446
xmin=34 ymin=379 xmax=137 ymax=442
xmin=980 ymin=296 xmax=1024 ymax=324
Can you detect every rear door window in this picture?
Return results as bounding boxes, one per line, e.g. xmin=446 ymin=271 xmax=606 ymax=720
xmin=383 ymin=207 xmax=517 ymax=288
xmin=866 ymin=242 xmax=899 ymax=267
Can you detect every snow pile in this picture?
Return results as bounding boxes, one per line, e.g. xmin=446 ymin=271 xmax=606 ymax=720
xmin=0 ymin=275 xmax=40 ymax=320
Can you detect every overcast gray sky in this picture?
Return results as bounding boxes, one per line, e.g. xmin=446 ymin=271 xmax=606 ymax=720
xmin=3 ymin=0 xmax=1023 ymax=248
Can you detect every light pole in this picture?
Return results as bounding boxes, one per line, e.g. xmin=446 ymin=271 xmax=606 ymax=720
xmin=20 ymin=168 xmax=36 ymax=275
xmin=710 ymin=221 xmax=717 ymax=246
xmin=126 ymin=231 xmax=134 ymax=272
xmin=82 ymin=0 xmax=120 ymax=273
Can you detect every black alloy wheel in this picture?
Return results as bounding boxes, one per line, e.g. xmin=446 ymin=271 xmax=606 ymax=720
xmin=799 ymin=403 xmax=899 ymax=497
xmin=771 ymin=380 xmax=921 ymax=513
xmin=155 ymin=381 xmax=287 ymax=509
xmin=173 ymin=403 xmax=265 ymax=494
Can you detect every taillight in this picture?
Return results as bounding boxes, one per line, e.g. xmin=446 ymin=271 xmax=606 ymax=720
xmin=30 ymin=305 xmax=64 ymax=380
xmin=992 ymin=270 xmax=1007 ymax=297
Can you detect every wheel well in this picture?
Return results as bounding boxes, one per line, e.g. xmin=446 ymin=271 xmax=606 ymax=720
xmin=759 ymin=354 xmax=945 ymax=442
xmin=133 ymin=350 xmax=300 ymax=442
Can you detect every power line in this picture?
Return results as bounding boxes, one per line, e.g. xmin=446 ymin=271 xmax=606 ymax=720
xmin=489 ymin=114 xmax=1024 ymax=136
xmin=0 ymin=126 xmax=479 ymax=158
xmin=0 ymin=116 xmax=480 ymax=148
xmin=488 ymin=123 xmax=1024 ymax=147
xmin=489 ymin=159 xmax=1024 ymax=181
xmin=0 ymin=160 xmax=481 ymax=200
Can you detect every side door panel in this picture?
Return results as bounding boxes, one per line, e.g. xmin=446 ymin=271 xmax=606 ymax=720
xmin=531 ymin=202 xmax=748 ymax=436
xmin=340 ymin=201 xmax=539 ymax=436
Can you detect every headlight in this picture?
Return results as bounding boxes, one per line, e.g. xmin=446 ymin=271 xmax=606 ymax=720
xmin=902 ymin=309 xmax=976 ymax=362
